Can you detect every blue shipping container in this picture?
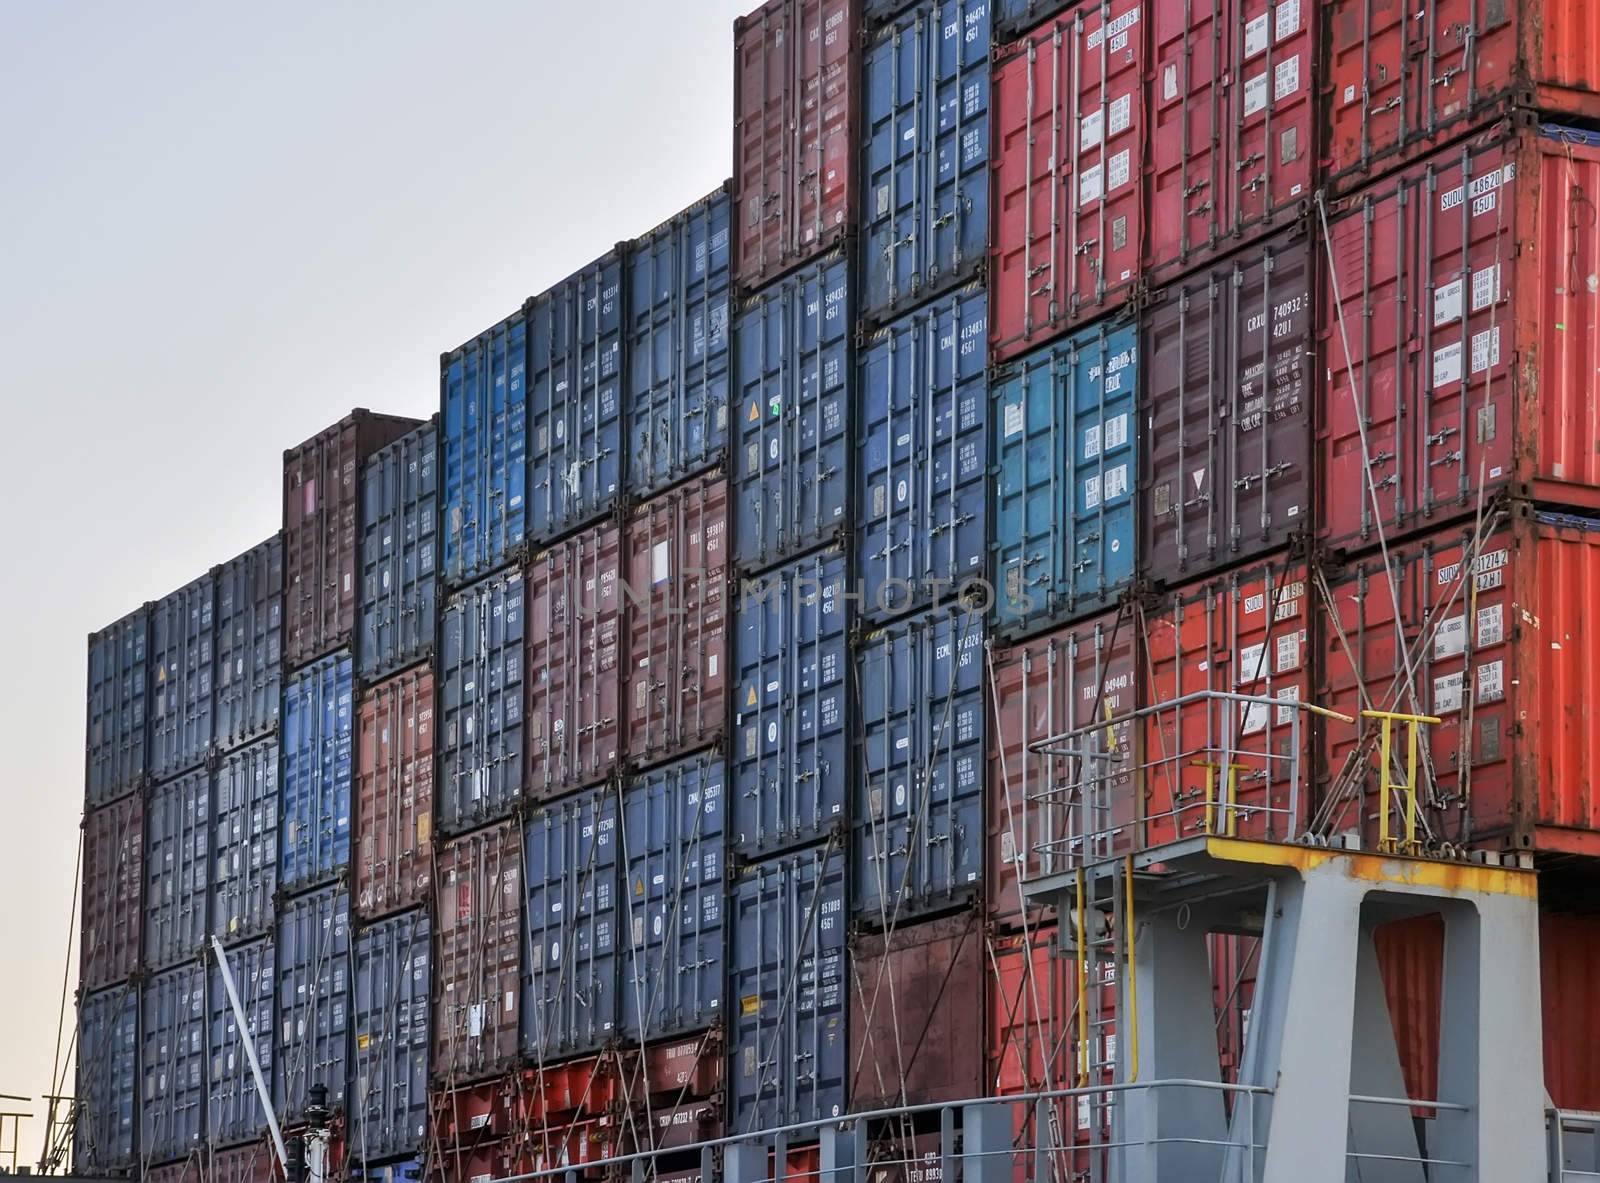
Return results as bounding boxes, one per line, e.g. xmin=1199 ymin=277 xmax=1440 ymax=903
xmin=275 ymin=885 xmax=351 ymax=1121
xmin=861 ymin=0 xmax=990 ymax=323
xmin=214 ymin=536 xmax=283 ymax=752
xmin=353 ymin=1161 xmax=424 ymax=1183
xmin=993 ymin=0 xmax=1070 ymax=36
xmin=439 ymin=571 xmax=523 ymax=834
xmin=361 ymin=423 xmax=439 ymax=681
xmin=729 ymin=845 xmax=847 ymax=1133
xmin=442 ymin=309 xmax=527 ymax=586
xmin=626 ymin=185 xmax=732 ymax=498
xmin=281 ymin=653 xmax=354 ymax=892
xmin=150 ymin=572 xmax=217 ymax=779
xmin=523 ymin=788 xmax=618 ymax=1061
xmin=75 ymin=985 xmax=138 ymax=1172
xmin=856 ymin=606 xmax=985 ymax=921
xmin=527 ymin=253 xmax=624 ymax=541
xmin=990 ymin=320 xmax=1138 ymax=635
xmin=858 ymin=285 xmax=988 ymax=621
xmin=141 ymin=961 xmax=207 ymax=1163
xmin=213 ymin=739 xmax=279 ymax=945
xmin=619 ymin=753 xmax=725 ymax=1042
xmin=350 ymin=908 xmax=430 ymax=1164
xmin=145 ymin=767 xmax=211 ymax=972
xmin=209 ymin=936 xmax=275 ymax=1147
xmin=732 ymin=252 xmax=853 ymax=573
xmin=86 ymin=606 xmax=149 ymax=806
xmin=731 ymin=546 xmax=851 ymax=856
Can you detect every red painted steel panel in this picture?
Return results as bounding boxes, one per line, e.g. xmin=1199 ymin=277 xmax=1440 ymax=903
xmin=81 ymin=793 xmax=143 ymax=990
xmin=355 ymin=666 xmax=435 ymax=922
xmin=986 ymin=611 xmax=1136 ymax=926
xmin=624 ymin=474 xmax=728 ymax=769
xmin=210 ymin=1140 xmax=280 ymax=1183
xmin=147 ymin=1157 xmax=204 ymax=1183
xmin=639 ymin=1031 xmax=725 ymax=1105
xmin=1318 ymin=510 xmax=1600 ymax=853
xmin=434 ymin=822 xmax=523 ymax=1081
xmin=850 ymin=911 xmax=987 ymax=1111
xmin=284 ymin=410 xmax=418 ymax=669
xmin=1209 ymin=933 xmax=1258 ymax=1082
xmin=429 ymin=1075 xmax=520 ymax=1148
xmin=526 ymin=522 xmax=623 ymax=801
xmin=1324 ymin=0 xmax=1600 ymax=189
xmin=733 ymin=0 xmax=858 ymax=289
xmin=1372 ymin=914 xmax=1443 ymax=1113
xmin=1319 ymin=124 xmax=1600 ymax=552
xmin=1144 ymin=556 xmax=1313 ymax=846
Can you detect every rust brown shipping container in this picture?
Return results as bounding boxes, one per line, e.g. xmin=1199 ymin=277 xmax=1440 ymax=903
xmin=209 ymin=1140 xmax=280 ymax=1183
xmin=284 ymin=410 xmax=418 ymax=669
xmin=354 ymin=665 xmax=434 ymax=922
xmin=428 ymin=1074 xmax=521 ymax=1149
xmin=145 ymin=1155 xmax=203 ymax=1183
xmin=1324 ymin=0 xmax=1600 ymax=190
xmin=434 ymin=821 xmax=523 ymax=1082
xmin=526 ymin=521 xmax=622 ymax=802
xmin=987 ymin=610 xmax=1137 ymax=927
xmin=624 ymin=473 xmax=728 ymax=769
xmin=81 ymin=791 xmax=144 ymax=991
xmin=732 ymin=0 xmax=858 ymax=290
xmin=850 ymin=911 xmax=986 ymax=1111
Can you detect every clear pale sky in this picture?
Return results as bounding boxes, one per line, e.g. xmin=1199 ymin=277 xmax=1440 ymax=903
xmin=0 ymin=0 xmax=751 ymax=1160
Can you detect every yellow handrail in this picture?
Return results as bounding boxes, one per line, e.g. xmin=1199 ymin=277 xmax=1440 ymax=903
xmin=1123 ymin=855 xmax=1139 ymax=1083
xmin=1362 ymin=709 xmax=1442 ymax=854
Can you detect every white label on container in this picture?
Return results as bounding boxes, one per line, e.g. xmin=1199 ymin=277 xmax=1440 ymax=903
xmin=1080 ymin=109 xmax=1105 ymax=150
xmin=1106 ymin=1033 xmax=1118 ymax=1063
xmin=1476 ymin=659 xmax=1505 ymax=703
xmin=1109 ymin=93 xmax=1132 ymax=136
xmin=1086 ymin=6 xmax=1140 ymax=50
xmin=1084 ymin=423 xmax=1103 ymax=459
xmin=1473 ymin=264 xmax=1500 ymax=312
xmin=707 ymin=654 xmax=718 ymax=678
xmin=1105 ymin=413 xmax=1129 ymax=450
xmin=1478 ymin=603 xmax=1504 ymax=647
xmin=1344 ymin=83 xmax=1357 ymax=104
xmin=1080 ymin=163 xmax=1104 ymax=204
xmin=1274 ymin=56 xmax=1301 ymax=102
xmin=1084 ymin=474 xmax=1103 ymax=510
xmin=652 ymin=540 xmax=670 ymax=583
xmin=1276 ymin=684 xmax=1301 ymax=724
xmin=505 ymin=989 xmax=514 ymax=1013
xmin=1163 ymin=63 xmax=1179 ymax=100
xmin=1108 ymin=149 xmax=1131 ymax=192
xmin=1434 ymin=277 xmax=1465 ymax=327
xmin=1004 ymin=400 xmax=1024 ymax=438
xmin=1440 ymin=163 xmax=1516 ymax=212
xmin=1244 ymin=71 xmax=1269 ymax=117
xmin=1244 ymin=12 xmax=1269 ymax=56
xmin=1238 ymin=642 xmax=1267 ymax=681
xmin=1276 ymin=0 xmax=1301 ymax=40
xmin=1434 ymin=671 xmax=1464 ymax=715
xmin=468 ymin=1002 xmax=484 ymax=1037
xmin=1435 ymin=614 xmax=1468 ymax=659
xmin=1471 ymin=325 xmax=1501 ymax=375
xmin=1276 ymin=630 xmax=1301 ymax=671
xmin=1242 ymin=701 xmax=1269 ymax=734
xmin=1433 ymin=341 xmax=1463 ymax=389
xmin=1077 ymin=1097 xmax=1091 ymax=1130
xmin=1104 ymin=463 xmax=1129 ymax=500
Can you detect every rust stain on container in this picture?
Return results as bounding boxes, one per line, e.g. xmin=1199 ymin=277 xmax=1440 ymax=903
xmin=81 ymin=792 xmax=143 ymax=991
xmin=355 ymin=665 xmax=435 ymax=922
xmin=433 ymin=821 xmax=523 ymax=1082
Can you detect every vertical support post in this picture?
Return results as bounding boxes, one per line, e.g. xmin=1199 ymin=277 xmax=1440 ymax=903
xmin=962 ymin=1101 xmax=1015 ymax=1183
xmin=821 ymin=1124 xmax=856 ymax=1183
xmin=726 ymin=1141 xmax=769 ymax=1183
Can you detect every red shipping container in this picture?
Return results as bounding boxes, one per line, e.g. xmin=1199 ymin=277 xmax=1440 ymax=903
xmin=624 ymin=474 xmax=728 ymax=768
xmin=1209 ymin=933 xmax=1258 ymax=1082
xmin=634 ymin=1098 xmax=723 ymax=1153
xmin=210 ymin=1140 xmax=279 ymax=1183
xmin=427 ymin=1140 xmax=522 ymax=1183
xmin=284 ymin=410 xmax=417 ymax=669
xmin=1318 ymin=510 xmax=1600 ymax=854
xmin=639 ymin=1030 xmax=724 ymax=1104
xmin=526 ymin=522 xmax=623 ymax=801
xmin=429 ymin=1074 xmax=521 ymax=1148
xmin=146 ymin=1156 xmax=203 ymax=1183
xmin=987 ymin=612 xmax=1137 ymax=925
xmin=1324 ymin=0 xmax=1600 ymax=189
xmin=1319 ymin=122 xmax=1600 ymax=553
xmin=1143 ymin=556 xmax=1313 ymax=847
xmin=355 ymin=666 xmax=434 ymax=921
xmin=733 ymin=0 xmax=858 ymax=290
xmin=434 ymin=821 xmax=523 ymax=1081
xmin=81 ymin=792 xmax=143 ymax=990
xmin=520 ymin=1054 xmax=628 ymax=1123
xmin=849 ymin=911 xmax=987 ymax=1111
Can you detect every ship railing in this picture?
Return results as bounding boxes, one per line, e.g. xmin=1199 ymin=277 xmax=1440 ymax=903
xmin=1549 ymin=1109 xmax=1600 ymax=1180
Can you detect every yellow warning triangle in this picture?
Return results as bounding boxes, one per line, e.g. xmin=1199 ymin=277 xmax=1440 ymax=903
xmin=747 ymin=400 xmax=759 ymax=423
xmin=746 ymin=685 xmax=757 ymax=707
xmin=634 ymin=875 xmax=645 ymax=897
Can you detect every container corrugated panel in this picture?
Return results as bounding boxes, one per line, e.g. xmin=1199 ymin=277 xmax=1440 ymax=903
xmin=208 ymin=937 xmax=275 ymax=1147
xmin=992 ymin=0 xmax=1068 ymax=36
xmin=732 ymin=252 xmax=853 ymax=573
xmin=987 ymin=610 xmax=1136 ymax=926
xmin=149 ymin=572 xmax=216 ymax=779
xmin=731 ymin=546 xmax=850 ymax=857
xmin=1540 ymin=914 xmax=1600 ymax=1110
xmin=285 ymin=411 xmax=419 ymax=669
xmin=215 ymin=536 xmax=283 ymax=752
xmin=523 ymin=789 xmax=619 ymax=1061
xmin=434 ymin=822 xmax=523 ymax=1081
xmin=619 ymin=753 xmax=725 ymax=1042
xmin=860 ymin=1 xmax=990 ymax=324
xmin=275 ymin=885 xmax=352 ymax=1120
xmin=145 ymin=1158 xmax=202 ymax=1183
xmin=438 ymin=570 xmax=524 ymax=834
xmin=442 ymin=310 xmax=528 ymax=586
xmin=848 ymin=910 xmax=985 ymax=1109
xmin=351 ymin=908 xmax=431 ymax=1163
xmin=355 ymin=1159 xmax=423 ymax=1183
xmin=527 ymin=254 xmax=624 ymax=543
xmin=858 ymin=285 xmax=988 ymax=621
xmin=856 ymin=607 xmax=985 ymax=922
xmin=1142 ymin=231 xmax=1312 ymax=585
xmin=1371 ymin=915 xmax=1442 ymax=1115
xmin=281 ymin=652 xmax=354 ymax=893
xmin=1318 ymin=510 xmax=1600 ymax=854
xmin=213 ymin=739 xmax=279 ymax=946
xmin=1325 ymin=0 xmax=1600 ymax=189
xmin=525 ymin=522 xmax=622 ymax=802
xmin=626 ymin=184 xmax=733 ymax=498
xmin=624 ymin=474 xmax=728 ymax=768
xmin=728 ymin=845 xmax=847 ymax=1133
xmin=86 ymin=605 xmax=149 ymax=807
xmin=210 ymin=1140 xmax=277 ymax=1183
xmin=82 ymin=791 xmax=143 ymax=991
xmin=732 ymin=0 xmax=859 ymax=290
xmin=991 ymin=319 xmax=1138 ymax=637
xmin=141 ymin=960 xmax=207 ymax=1163
xmin=74 ymin=985 xmax=139 ymax=1172
xmin=144 ymin=768 xmax=211 ymax=972
xmin=360 ymin=423 xmax=438 ymax=682
xmin=355 ymin=667 xmax=434 ymax=922
xmin=1319 ymin=124 xmax=1600 ymax=551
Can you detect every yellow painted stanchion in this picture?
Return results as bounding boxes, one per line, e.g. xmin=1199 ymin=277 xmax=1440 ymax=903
xmin=1362 ymin=709 xmax=1441 ymax=853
